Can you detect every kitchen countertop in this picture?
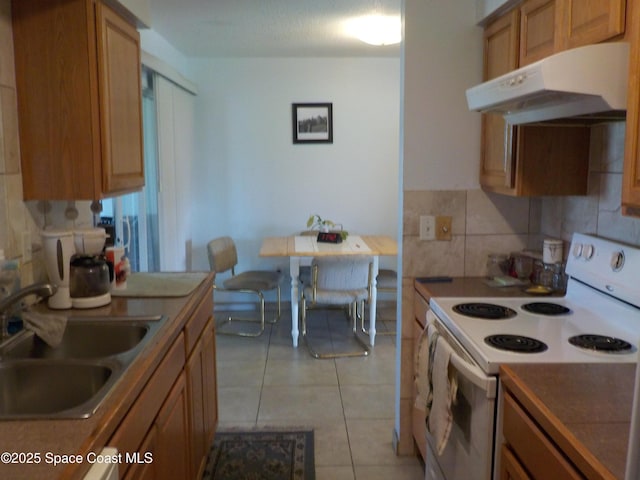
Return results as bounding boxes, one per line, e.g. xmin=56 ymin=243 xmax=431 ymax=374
xmin=414 ymin=276 xmax=562 ymax=301
xmin=0 ymin=272 xmax=214 ymax=480
xmin=501 ymin=363 xmax=636 ymax=479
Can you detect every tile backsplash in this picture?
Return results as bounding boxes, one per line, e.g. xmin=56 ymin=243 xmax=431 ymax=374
xmin=541 ymin=122 xmax=640 ymax=245
xmin=403 ymin=188 xmax=540 ymax=278
xmin=403 ymin=121 xmax=640 ymax=279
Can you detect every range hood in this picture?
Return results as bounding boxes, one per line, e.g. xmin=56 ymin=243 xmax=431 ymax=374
xmin=466 ymin=42 xmax=629 ymax=125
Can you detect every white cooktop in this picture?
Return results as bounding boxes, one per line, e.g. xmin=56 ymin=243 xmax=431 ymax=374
xmin=429 ymin=232 xmax=640 ymax=375
xmin=430 ymin=282 xmax=640 ymax=374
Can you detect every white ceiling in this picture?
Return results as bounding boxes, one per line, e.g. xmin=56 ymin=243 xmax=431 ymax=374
xmin=148 ymin=0 xmax=402 ymax=58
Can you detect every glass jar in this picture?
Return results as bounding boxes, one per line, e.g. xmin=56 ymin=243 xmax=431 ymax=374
xmin=552 ymin=263 xmax=567 ymax=292
xmin=486 ymin=254 xmax=508 ymax=278
xmin=538 ymin=263 xmax=555 ymax=288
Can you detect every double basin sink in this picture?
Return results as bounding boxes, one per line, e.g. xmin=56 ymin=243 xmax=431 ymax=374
xmin=0 ymin=315 xmax=167 ymax=419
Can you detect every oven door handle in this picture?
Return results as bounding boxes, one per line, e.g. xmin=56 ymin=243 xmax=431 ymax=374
xmin=448 ymin=353 xmax=497 ymax=399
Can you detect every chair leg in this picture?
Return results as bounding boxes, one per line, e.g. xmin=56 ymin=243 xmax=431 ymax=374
xmin=359 ymin=296 xmax=396 ymax=336
xmin=301 ymin=299 xmax=370 ymax=359
xmin=216 ymin=291 xmax=266 ymax=337
xmin=265 ymin=285 xmax=281 ymax=325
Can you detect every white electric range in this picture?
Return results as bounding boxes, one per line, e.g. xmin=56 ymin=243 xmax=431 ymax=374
xmin=424 ymin=233 xmax=640 ymax=480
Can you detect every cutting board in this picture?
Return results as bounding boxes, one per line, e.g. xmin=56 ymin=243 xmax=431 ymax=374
xmin=111 ymin=272 xmax=208 ymax=297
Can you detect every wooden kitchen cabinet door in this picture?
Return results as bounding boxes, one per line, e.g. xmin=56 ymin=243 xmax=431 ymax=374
xmin=202 ymin=320 xmax=218 ymax=446
xmin=12 ymin=0 xmax=144 ymax=200
xmin=519 ymin=0 xmax=560 ymax=66
xmin=480 ymin=10 xmax=520 ymax=191
xmin=500 ymin=445 xmax=532 ymax=480
xmin=559 ymin=0 xmax=626 ymax=49
xmin=187 ymin=319 xmax=218 ymax=477
xmin=154 ymin=372 xmax=191 ymax=480
xmin=96 ymin=2 xmax=145 ymax=194
xmin=623 ymin=0 xmax=640 ymax=215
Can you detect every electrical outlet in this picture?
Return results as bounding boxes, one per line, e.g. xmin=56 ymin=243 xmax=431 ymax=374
xmin=436 ymin=216 xmax=453 ymax=241
xmin=419 ymin=215 xmax=435 ymax=241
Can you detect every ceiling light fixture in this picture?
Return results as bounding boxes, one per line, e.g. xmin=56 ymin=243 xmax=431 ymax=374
xmin=346 ymin=14 xmax=401 ymax=46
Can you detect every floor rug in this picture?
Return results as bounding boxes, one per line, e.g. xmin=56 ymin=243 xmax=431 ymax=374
xmin=202 ymin=429 xmax=315 ymax=480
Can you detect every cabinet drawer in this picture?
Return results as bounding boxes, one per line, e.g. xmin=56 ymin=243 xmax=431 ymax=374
xmin=110 ymin=333 xmax=186 ymax=461
xmin=184 ymin=286 xmax=213 ymax=355
xmin=503 ymin=392 xmax=582 ymax=479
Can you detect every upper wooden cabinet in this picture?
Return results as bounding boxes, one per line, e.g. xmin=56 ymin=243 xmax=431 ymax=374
xmin=480 ymin=11 xmax=519 ymax=191
xmin=12 ymin=0 xmax=144 ymax=200
xmin=479 ymin=0 xmax=619 ymax=196
xmin=519 ymin=0 xmax=626 ymax=66
xmin=519 ymin=0 xmax=560 ymax=66
xmin=481 ymin=10 xmax=590 ymax=196
xmin=559 ymin=0 xmax=626 ymax=49
xmin=623 ymin=1 xmax=640 ymax=215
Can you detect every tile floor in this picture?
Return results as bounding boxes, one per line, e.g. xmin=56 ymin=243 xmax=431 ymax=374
xmin=214 ymin=303 xmax=425 ymax=480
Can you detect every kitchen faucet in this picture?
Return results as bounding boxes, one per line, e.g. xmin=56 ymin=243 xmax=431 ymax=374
xmin=0 ymin=283 xmax=57 ymax=339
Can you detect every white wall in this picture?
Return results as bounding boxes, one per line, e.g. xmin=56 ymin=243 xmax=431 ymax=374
xmin=403 ymin=0 xmax=483 ymax=191
xmin=188 ymin=57 xmax=401 ymax=284
xmin=141 ymin=29 xmax=192 ymax=80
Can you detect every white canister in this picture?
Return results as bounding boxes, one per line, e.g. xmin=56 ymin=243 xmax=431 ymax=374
xmin=543 ymin=238 xmax=563 ymax=264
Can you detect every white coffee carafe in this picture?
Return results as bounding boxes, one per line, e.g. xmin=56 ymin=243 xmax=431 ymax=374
xmin=41 ymin=229 xmax=75 ymax=309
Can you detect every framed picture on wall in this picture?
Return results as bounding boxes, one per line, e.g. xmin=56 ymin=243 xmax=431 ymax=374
xmin=292 ymin=103 xmax=333 ymax=144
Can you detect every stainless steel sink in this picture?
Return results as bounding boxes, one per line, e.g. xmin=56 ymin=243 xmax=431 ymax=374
xmin=3 ymin=322 xmax=147 ymax=359
xmin=0 ymin=315 xmax=164 ymax=360
xmin=0 ymin=360 xmax=118 ymax=419
xmin=0 ymin=314 xmax=167 ymax=419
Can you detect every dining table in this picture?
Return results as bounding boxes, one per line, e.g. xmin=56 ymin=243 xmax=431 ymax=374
xmin=259 ymin=234 xmax=398 ymax=347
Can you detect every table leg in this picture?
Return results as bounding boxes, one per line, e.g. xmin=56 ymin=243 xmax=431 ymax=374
xmin=369 ymin=256 xmax=379 ymax=347
xmin=289 ymin=257 xmax=300 ymax=347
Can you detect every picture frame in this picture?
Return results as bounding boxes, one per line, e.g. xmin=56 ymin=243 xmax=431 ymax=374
xmin=292 ymin=102 xmax=333 ymax=144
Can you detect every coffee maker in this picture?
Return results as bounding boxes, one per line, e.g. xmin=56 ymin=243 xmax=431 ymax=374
xmin=69 ymin=228 xmax=111 ymax=309
xmin=41 ymin=230 xmax=74 ymax=309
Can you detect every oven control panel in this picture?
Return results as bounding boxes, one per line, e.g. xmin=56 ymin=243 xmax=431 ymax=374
xmin=566 ymin=233 xmax=639 ymax=307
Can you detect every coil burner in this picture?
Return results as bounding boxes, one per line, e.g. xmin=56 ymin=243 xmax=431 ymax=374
xmin=484 ymin=334 xmax=548 ymax=353
xmin=521 ymin=302 xmax=571 ymax=316
xmin=568 ymin=334 xmax=633 ymax=353
xmin=452 ymin=303 xmax=517 ymax=320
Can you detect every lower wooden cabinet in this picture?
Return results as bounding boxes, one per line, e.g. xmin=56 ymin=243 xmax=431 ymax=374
xmin=109 ymin=286 xmax=217 ymax=480
xmin=501 ymin=391 xmax=582 ymax=479
xmin=500 ymin=445 xmax=532 ymax=480
xmin=109 ymin=334 xmax=186 ymax=478
xmin=153 ymin=373 xmax=191 ymax=480
xmin=187 ymin=318 xmax=217 ymax=477
xmin=124 ymin=374 xmax=190 ymax=480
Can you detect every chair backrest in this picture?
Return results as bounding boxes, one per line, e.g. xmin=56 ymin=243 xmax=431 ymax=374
xmin=312 ymin=255 xmax=372 ymax=291
xmin=207 ymin=237 xmax=239 ymax=274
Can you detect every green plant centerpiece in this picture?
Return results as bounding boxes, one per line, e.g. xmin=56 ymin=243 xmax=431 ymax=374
xmin=306 ymin=214 xmax=349 ymax=240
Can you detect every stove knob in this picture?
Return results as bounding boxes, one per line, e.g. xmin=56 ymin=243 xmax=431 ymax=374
xmin=610 ymin=251 xmax=625 ymax=271
xmin=572 ymin=243 xmax=583 ymax=258
xmin=582 ymin=244 xmax=595 ymax=260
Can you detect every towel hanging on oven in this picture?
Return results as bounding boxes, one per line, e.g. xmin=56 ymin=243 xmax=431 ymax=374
xmin=427 ymin=331 xmax=458 ymax=455
xmin=414 ymin=319 xmax=458 ymax=455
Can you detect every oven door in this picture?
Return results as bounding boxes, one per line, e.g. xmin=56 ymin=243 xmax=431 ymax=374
xmin=425 ymin=311 xmax=498 ymax=480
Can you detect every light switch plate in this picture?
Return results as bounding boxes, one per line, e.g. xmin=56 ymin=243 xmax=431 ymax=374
xmin=419 ymin=215 xmax=435 ymax=241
